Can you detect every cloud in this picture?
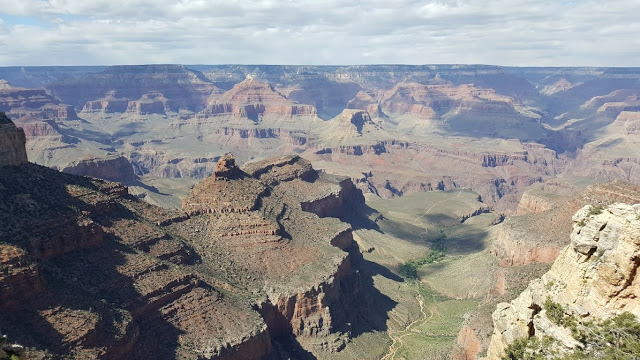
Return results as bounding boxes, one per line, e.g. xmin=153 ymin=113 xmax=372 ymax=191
xmin=0 ymin=0 xmax=638 ymax=66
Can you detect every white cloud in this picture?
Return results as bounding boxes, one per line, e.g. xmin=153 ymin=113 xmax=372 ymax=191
xmin=0 ymin=0 xmax=639 ymax=66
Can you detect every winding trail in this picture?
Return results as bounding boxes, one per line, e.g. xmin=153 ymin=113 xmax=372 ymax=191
xmin=381 ymin=283 xmax=434 ymax=360
xmin=381 ymin=190 xmax=463 ymax=359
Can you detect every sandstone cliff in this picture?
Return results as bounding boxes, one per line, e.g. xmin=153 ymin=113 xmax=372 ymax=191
xmin=59 ymin=155 xmax=137 ymax=183
xmin=0 ymin=151 xmax=368 ymax=359
xmin=487 ymin=203 xmax=640 ymax=359
xmin=491 ymin=181 xmax=640 ymax=267
xmin=201 ymin=77 xmax=318 ymax=121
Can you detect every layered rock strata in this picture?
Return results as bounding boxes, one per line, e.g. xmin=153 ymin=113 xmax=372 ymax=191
xmin=59 ymin=155 xmax=137 ymax=183
xmin=487 ymin=203 xmax=640 ymax=359
xmin=491 ymin=181 xmax=640 ymax=267
xmin=0 ymin=138 xmax=366 ymax=359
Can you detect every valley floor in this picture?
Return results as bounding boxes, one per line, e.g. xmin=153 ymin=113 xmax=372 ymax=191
xmin=320 ymin=190 xmax=550 ymax=360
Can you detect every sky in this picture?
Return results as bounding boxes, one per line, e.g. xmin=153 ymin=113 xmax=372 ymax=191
xmin=0 ymin=0 xmax=639 ymax=67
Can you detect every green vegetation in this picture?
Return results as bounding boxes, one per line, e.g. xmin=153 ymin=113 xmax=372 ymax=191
xmin=577 ymin=219 xmax=586 ymax=227
xmin=392 ymin=283 xmax=478 ymax=360
xmin=0 ymin=355 xmax=20 ymax=360
xmin=502 ymin=312 xmax=640 ymax=360
xmin=397 ymin=249 xmax=446 ymax=279
xmin=397 ymin=230 xmax=447 ymax=279
xmin=503 ymin=336 xmax=557 ymax=360
xmin=544 ymin=298 xmax=564 ymax=325
xmin=588 ymin=205 xmax=604 ymax=216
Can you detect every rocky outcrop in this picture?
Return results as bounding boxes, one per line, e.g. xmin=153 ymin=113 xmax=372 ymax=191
xmin=327 ymin=109 xmax=381 ymax=136
xmin=0 ymin=113 xmax=28 ymax=167
xmin=243 ymin=155 xmax=317 ymax=185
xmin=516 ymin=191 xmax=556 ymax=215
xmin=540 ymin=78 xmax=573 ymax=95
xmin=0 ymin=81 xmax=77 ymax=156
xmin=1 ymin=152 xmax=366 ymax=359
xmin=0 ymin=81 xmax=76 ymax=121
xmin=300 ymin=177 xmax=365 ymax=220
xmin=201 ymin=78 xmax=317 ymax=120
xmin=490 ymin=221 xmax=563 ymax=266
xmin=259 ymin=253 xmax=356 ymax=352
xmin=616 ymin=110 xmax=640 ymax=135
xmin=487 ymin=203 xmax=640 ymax=359
xmin=126 ymin=92 xmax=169 ymax=115
xmin=182 ymin=154 xmax=269 ymax=214
xmin=492 ymin=181 xmax=640 ymax=267
xmin=452 ymin=325 xmax=482 ymax=360
xmin=0 ymin=245 xmax=42 ymax=308
xmin=515 ymin=182 xmax=579 ymax=216
xmin=59 ymin=155 xmax=137 ymax=183
xmin=81 ymin=91 xmax=130 ymax=113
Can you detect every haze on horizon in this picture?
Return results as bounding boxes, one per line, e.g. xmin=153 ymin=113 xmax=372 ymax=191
xmin=0 ymin=0 xmax=638 ymax=67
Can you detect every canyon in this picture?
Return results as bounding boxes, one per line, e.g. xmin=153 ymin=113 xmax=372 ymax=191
xmin=0 ymin=65 xmax=639 ymax=213
xmin=1 ymin=64 xmax=640 ymax=359
xmin=0 ymin=119 xmax=371 ymax=359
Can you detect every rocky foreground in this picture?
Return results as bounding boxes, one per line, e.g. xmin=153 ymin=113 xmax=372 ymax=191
xmin=487 ymin=203 xmax=640 ymax=359
xmin=0 ymin=117 xmax=369 ymax=359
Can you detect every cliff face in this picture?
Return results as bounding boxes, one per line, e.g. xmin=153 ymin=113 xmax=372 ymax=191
xmin=48 ymin=64 xmax=219 ymax=112
xmin=491 ymin=181 xmax=640 ymax=267
xmin=0 ymin=245 xmax=42 ymax=308
xmin=201 ymin=78 xmax=318 ymax=120
xmin=4 ymin=65 xmax=640 ymax=218
xmin=0 ymin=153 xmax=367 ymax=359
xmin=487 ymin=203 xmax=640 ymax=359
xmin=59 ymin=155 xmax=137 ymax=183
xmin=0 ymin=113 xmax=28 ymax=167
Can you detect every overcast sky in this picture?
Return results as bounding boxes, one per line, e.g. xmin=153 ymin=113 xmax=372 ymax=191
xmin=0 ymin=0 xmax=638 ymax=67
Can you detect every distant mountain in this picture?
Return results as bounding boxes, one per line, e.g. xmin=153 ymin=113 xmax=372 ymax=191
xmin=0 ymin=64 xmax=638 ymax=211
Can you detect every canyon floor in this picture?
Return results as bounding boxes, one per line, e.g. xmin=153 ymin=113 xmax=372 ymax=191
xmin=330 ymin=190 xmax=549 ymax=359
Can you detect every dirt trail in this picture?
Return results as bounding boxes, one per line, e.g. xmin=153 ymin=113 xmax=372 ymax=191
xmin=381 ymin=284 xmax=433 ymax=360
xmin=381 ymin=191 xmax=463 ymax=359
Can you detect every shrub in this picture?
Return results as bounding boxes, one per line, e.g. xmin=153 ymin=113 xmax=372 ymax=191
xmin=397 ymin=249 xmax=446 ymax=280
xmin=397 ymin=262 xmax=418 ymax=279
xmin=588 ymin=205 xmax=603 ymax=216
xmin=544 ymin=298 xmax=565 ymax=326
xmin=502 ymin=312 xmax=640 ymax=360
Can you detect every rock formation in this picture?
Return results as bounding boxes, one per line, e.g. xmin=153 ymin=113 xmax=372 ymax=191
xmin=487 ymin=203 xmax=640 ymax=359
xmin=59 ymin=155 xmax=137 ymax=183
xmin=0 ymin=133 xmax=368 ymax=359
xmin=0 ymin=112 xmax=28 ymax=167
xmin=200 ymin=77 xmax=317 ymax=121
xmin=1 ymin=64 xmax=640 ymax=215
xmin=491 ymin=181 xmax=640 ymax=267
xmin=48 ymin=64 xmax=219 ymax=112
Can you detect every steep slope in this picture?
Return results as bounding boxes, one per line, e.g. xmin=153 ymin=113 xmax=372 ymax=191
xmin=48 ymin=64 xmax=219 ymax=112
xmin=1 ymin=64 xmax=640 ymax=214
xmin=0 ymin=127 xmax=369 ymax=359
xmin=0 ymin=112 xmax=28 ymax=166
xmin=58 ymin=155 xmax=137 ymax=183
xmin=491 ymin=181 xmax=640 ymax=267
xmin=487 ymin=203 xmax=640 ymax=359
xmin=0 ymin=81 xmax=77 ymax=154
